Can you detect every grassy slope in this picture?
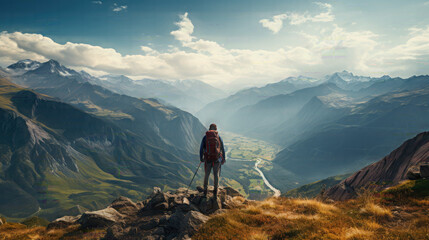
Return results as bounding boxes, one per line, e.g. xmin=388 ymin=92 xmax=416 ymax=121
xmin=37 ymin=154 xmax=150 ymax=220
xmin=194 ymin=179 xmax=429 ymax=240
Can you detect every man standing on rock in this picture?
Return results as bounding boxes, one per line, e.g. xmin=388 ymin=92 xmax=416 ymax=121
xmin=200 ymin=123 xmax=226 ymax=199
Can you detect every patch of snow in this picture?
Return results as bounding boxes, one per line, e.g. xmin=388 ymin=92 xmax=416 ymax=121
xmin=59 ymin=70 xmax=72 ymax=76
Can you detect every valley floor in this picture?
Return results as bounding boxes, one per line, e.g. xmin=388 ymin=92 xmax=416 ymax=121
xmin=218 ymin=131 xmax=282 ymax=200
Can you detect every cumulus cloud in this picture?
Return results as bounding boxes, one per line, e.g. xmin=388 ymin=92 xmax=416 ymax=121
xmin=362 ymin=26 xmax=429 ymax=75
xmin=260 ymin=2 xmax=334 ymax=33
xmin=1 ymin=12 xmax=429 ymax=88
xmin=113 ymin=3 xmax=127 ymax=12
xmin=92 ymin=1 xmax=102 ymax=4
xmin=170 ymin=12 xmax=195 ymax=43
xmin=140 ymin=46 xmax=154 ymax=53
xmin=259 ymin=14 xmax=288 ymax=34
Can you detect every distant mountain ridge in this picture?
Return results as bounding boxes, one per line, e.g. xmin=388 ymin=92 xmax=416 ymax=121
xmin=6 ymin=59 xmax=206 ymax=154
xmin=5 ymin=59 xmax=226 ymax=114
xmin=196 ymin=75 xmax=321 ymax=126
xmin=96 ymin=74 xmax=227 ymax=113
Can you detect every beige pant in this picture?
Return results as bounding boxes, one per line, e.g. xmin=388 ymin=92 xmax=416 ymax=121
xmin=203 ymin=161 xmax=221 ymax=193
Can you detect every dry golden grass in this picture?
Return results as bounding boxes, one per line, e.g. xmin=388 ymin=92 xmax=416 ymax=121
xmin=194 ymin=192 xmax=429 ymax=240
xmin=0 ymin=222 xmax=106 ymax=240
xmin=344 ymin=227 xmax=372 ymax=239
xmin=2 ymin=180 xmax=428 ymax=240
xmin=290 ymin=198 xmax=338 ymax=215
xmin=360 ymin=202 xmax=393 ymax=219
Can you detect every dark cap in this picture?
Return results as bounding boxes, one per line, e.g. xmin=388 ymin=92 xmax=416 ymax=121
xmin=209 ymin=123 xmax=217 ymax=130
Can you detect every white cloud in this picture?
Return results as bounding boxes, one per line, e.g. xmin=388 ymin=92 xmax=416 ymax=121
xmin=170 ymin=12 xmax=195 ymax=43
xmin=259 ymin=14 xmax=288 ymax=34
xmin=92 ymin=1 xmax=102 ymax=4
xmin=1 ymin=13 xmax=429 ymax=89
xmin=363 ymin=26 xmax=429 ymax=75
xmin=140 ymin=46 xmax=154 ymax=53
xmin=113 ymin=3 xmax=127 ymax=12
xmin=260 ymin=2 xmax=334 ymax=33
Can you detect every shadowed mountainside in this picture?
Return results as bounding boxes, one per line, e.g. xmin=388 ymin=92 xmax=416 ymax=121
xmin=326 ymin=131 xmax=429 ymax=201
xmin=269 ymin=80 xmax=429 ymax=190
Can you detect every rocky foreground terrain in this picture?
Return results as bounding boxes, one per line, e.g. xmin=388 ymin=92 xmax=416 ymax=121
xmin=0 ymin=186 xmax=245 ymax=240
xmin=1 ymin=179 xmax=429 ymax=240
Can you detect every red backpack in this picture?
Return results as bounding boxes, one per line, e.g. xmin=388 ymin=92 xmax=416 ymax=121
xmin=204 ymin=130 xmax=222 ymax=162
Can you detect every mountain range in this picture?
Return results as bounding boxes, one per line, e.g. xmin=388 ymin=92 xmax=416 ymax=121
xmin=6 ymin=59 xmax=206 ymax=154
xmin=3 ymin=58 xmax=429 ymax=221
xmin=267 ymin=76 xmax=429 ymax=190
xmin=195 ymin=67 xmax=429 ymax=191
xmin=196 ymin=75 xmax=321 ymax=126
xmin=0 ymin=60 xmax=211 ymax=220
xmin=93 ymin=74 xmax=226 ymax=114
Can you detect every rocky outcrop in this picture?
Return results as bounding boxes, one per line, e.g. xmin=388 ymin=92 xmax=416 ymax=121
xmin=78 ymin=208 xmax=125 ymax=229
xmin=49 ymin=186 xmax=243 ymax=240
xmin=420 ymin=164 xmax=429 ymax=178
xmin=47 ymin=215 xmax=80 ymax=229
xmin=326 ymin=132 xmax=429 ymax=201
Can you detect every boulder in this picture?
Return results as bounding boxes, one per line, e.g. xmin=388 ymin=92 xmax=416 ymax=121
xmin=110 ymin=196 xmax=139 ymax=215
xmin=47 ymin=215 xmax=80 ymax=229
xmin=153 ymin=227 xmax=165 ymax=236
xmin=213 ymin=209 xmax=228 ymax=216
xmin=104 ymin=224 xmax=125 ymax=240
xmin=78 ymin=207 xmax=124 ymax=229
xmin=168 ymin=210 xmax=186 ymax=230
xmin=198 ymin=197 xmax=221 ymax=214
xmin=153 ymin=202 xmax=169 ymax=211
xmin=158 ymin=215 xmax=170 ymax=226
xmin=169 ymin=196 xmax=194 ymax=212
xmin=420 ymin=164 xmax=429 ymax=178
xmin=150 ymin=187 xmax=162 ymax=198
xmin=407 ymin=167 xmax=421 ymax=180
xmin=179 ymin=211 xmax=209 ymax=238
xmin=139 ymin=218 xmax=160 ymax=230
xmin=146 ymin=192 xmax=169 ymax=210
xmin=221 ymin=186 xmax=243 ymax=197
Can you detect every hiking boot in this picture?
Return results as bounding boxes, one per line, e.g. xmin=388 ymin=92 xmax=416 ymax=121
xmin=213 ymin=190 xmax=218 ymax=200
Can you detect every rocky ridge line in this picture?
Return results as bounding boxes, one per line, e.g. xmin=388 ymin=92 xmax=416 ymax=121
xmin=47 ymin=186 xmax=245 ymax=240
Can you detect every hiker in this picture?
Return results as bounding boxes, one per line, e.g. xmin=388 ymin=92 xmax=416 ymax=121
xmin=200 ymin=123 xmax=226 ymax=199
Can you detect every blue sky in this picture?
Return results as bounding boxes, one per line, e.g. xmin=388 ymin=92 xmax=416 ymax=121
xmin=1 ymin=0 xmax=429 ymax=88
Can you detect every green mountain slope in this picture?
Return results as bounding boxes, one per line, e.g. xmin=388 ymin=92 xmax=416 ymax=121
xmin=0 ymin=78 xmax=198 ymax=220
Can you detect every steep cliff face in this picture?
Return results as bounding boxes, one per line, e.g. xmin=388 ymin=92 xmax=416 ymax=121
xmin=326 ymin=132 xmax=429 ymax=201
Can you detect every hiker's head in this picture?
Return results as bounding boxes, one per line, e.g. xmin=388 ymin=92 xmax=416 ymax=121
xmin=209 ymin=123 xmax=217 ymax=131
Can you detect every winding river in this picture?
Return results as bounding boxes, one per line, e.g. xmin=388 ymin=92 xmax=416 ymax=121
xmin=254 ymin=159 xmax=281 ymax=197
xmin=227 ymin=149 xmax=281 ymax=197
